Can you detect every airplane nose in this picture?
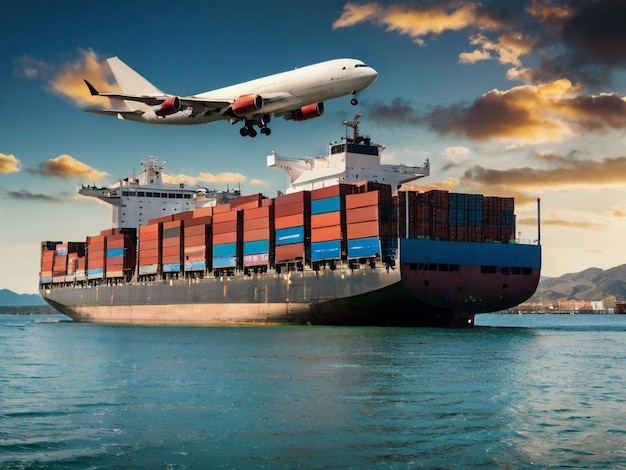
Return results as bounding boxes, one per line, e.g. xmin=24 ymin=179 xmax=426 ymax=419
xmin=368 ymin=67 xmax=378 ymax=83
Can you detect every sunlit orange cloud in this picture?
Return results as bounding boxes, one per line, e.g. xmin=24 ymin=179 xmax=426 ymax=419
xmin=526 ymin=0 xmax=575 ymax=25
xmin=48 ymin=49 xmax=117 ymax=107
xmin=29 ymin=155 xmax=108 ymax=180
xmin=333 ymin=2 xmax=498 ymax=46
xmin=461 ymin=156 xmax=626 ymax=190
xmin=536 ymin=218 xmax=605 ymax=229
xmin=0 ymin=153 xmax=21 ymax=174
xmin=374 ymin=79 xmax=626 ymax=142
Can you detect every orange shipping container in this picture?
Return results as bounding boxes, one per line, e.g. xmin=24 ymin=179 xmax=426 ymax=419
xmin=213 ymin=209 xmax=238 ymax=223
xmin=346 ymin=205 xmax=379 ymax=224
xmin=213 ymin=232 xmax=237 ymax=245
xmin=184 ymin=234 xmax=207 ymax=247
xmin=244 ymin=217 xmax=270 ymax=231
xmin=211 ymin=203 xmax=232 ymax=214
xmin=244 ymin=205 xmax=271 ymax=220
xmin=311 ymin=211 xmax=341 ymax=228
xmin=347 ymin=220 xmax=380 ymax=239
xmin=243 ymin=227 xmax=271 ymax=242
xmin=231 ymin=193 xmax=263 ymax=211
xmin=274 ymin=213 xmax=305 ymax=229
xmin=346 ymin=190 xmax=380 ymax=210
xmin=212 ymin=220 xmax=238 ymax=234
xmin=162 ymin=237 xmax=181 ymax=249
xmin=192 ymin=206 xmax=213 ymax=219
xmin=311 ymin=225 xmax=342 ymax=242
xmin=184 ymin=224 xmax=207 ymax=237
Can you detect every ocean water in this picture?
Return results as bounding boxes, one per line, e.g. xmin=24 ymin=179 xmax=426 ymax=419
xmin=1 ymin=314 xmax=625 ymax=469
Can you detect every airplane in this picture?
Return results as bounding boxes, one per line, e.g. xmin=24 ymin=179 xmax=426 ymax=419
xmin=84 ymin=57 xmax=378 ymax=137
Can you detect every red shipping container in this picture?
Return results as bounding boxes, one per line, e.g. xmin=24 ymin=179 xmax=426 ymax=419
xmin=172 ymin=211 xmax=194 ymax=222
xmin=274 ymin=191 xmax=310 ymax=206
xmin=213 ymin=210 xmax=238 ymax=224
xmin=311 ymin=211 xmax=341 ymax=228
xmin=148 ymin=214 xmax=174 ymax=225
xmin=346 ymin=220 xmax=379 ymax=239
xmin=274 ymin=202 xmax=307 ymax=218
xmin=311 ymin=184 xmax=354 ymax=200
xmin=230 ymin=193 xmax=263 ymax=211
xmin=275 ymin=243 xmax=305 ymax=263
xmin=184 ymin=225 xmax=207 ymax=237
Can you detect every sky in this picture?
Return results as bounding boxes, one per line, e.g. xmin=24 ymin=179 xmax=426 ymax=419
xmin=2 ymin=0 xmax=626 ymax=294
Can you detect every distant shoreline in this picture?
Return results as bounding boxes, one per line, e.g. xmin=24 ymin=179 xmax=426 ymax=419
xmin=0 ymin=306 xmax=57 ymax=315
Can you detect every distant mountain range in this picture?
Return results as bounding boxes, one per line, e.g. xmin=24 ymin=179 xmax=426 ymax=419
xmin=0 ymin=289 xmax=46 ymax=306
xmin=531 ymin=264 xmax=626 ymax=302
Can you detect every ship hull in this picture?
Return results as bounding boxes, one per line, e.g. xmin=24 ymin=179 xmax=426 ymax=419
xmin=41 ymin=266 xmax=474 ymax=327
xmin=41 ymin=239 xmax=540 ymax=328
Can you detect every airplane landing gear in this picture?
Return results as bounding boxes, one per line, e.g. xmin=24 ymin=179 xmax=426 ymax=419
xmin=351 ymin=91 xmax=358 ymax=106
xmin=239 ymin=117 xmax=271 ymax=137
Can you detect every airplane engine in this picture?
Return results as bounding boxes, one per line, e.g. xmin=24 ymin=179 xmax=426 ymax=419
xmin=289 ymin=102 xmax=325 ymax=121
xmin=153 ymin=96 xmax=182 ymax=116
xmin=232 ymin=95 xmax=263 ymax=117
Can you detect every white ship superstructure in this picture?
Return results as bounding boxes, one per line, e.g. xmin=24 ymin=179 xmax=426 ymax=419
xmin=268 ymin=114 xmax=430 ymax=194
xmin=78 ymin=157 xmax=239 ymax=229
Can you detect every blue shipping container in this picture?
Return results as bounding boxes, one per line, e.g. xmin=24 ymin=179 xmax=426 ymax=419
xmin=243 ymin=239 xmax=270 ymax=255
xmin=311 ymin=196 xmax=341 ymax=215
xmin=275 ymin=226 xmax=304 ymax=246
xmin=311 ymin=240 xmax=341 ymax=261
xmin=212 ymin=256 xmax=237 ymax=269
xmin=213 ymin=242 xmax=237 ymax=257
xmin=347 ymin=236 xmax=380 ymax=259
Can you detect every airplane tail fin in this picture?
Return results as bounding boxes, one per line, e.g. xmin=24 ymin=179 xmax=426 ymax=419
xmin=106 ymin=57 xmax=164 ymax=112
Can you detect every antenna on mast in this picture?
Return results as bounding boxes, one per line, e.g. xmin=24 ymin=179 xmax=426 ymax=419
xmin=343 ymin=113 xmax=362 ymax=142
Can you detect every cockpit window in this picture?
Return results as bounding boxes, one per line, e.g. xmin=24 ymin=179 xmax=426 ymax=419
xmin=355 ymin=64 xmax=367 ymax=68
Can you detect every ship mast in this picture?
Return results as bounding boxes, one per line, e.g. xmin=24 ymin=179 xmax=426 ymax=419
xmin=343 ymin=113 xmax=362 ymax=142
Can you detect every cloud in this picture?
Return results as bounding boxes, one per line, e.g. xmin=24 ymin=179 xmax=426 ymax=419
xmin=461 ymin=155 xmax=626 ymax=190
xmin=28 ymin=155 xmax=108 ymax=180
xmin=16 ymin=49 xmax=116 ymax=107
xmin=249 ymin=179 xmax=269 ymax=186
xmin=48 ymin=49 xmax=116 ymax=107
xmin=333 ymin=1 xmax=502 ymax=46
xmin=0 ymin=153 xmax=21 ymax=174
xmin=368 ymin=79 xmax=626 ymax=143
xmin=1 ymin=188 xmax=61 ymax=202
xmin=335 ymin=1 xmax=626 ymax=89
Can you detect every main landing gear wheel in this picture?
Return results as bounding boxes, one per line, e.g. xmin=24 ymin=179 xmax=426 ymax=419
xmin=260 ymin=127 xmax=272 ymax=136
xmin=240 ymin=124 xmax=258 ymax=137
xmin=351 ymin=91 xmax=358 ymax=106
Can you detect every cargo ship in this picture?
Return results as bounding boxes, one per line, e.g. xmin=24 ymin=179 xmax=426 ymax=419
xmin=39 ymin=115 xmax=541 ymax=327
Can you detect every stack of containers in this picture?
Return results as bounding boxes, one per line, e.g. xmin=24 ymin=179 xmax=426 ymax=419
xmin=40 ymin=241 xmax=61 ymax=284
xmin=105 ymin=230 xmax=136 ymax=279
xmin=66 ymin=242 xmax=86 ymax=283
xmin=310 ymin=184 xmax=353 ymax=262
xmin=183 ymin=216 xmax=212 ymax=273
xmin=162 ymin=219 xmax=184 ymax=274
xmin=212 ymin=204 xmax=242 ymax=270
xmin=86 ymin=234 xmax=106 ymax=281
xmin=345 ymin=184 xmax=394 ymax=260
xmin=449 ymin=193 xmax=484 ymax=242
xmin=52 ymin=243 xmax=69 ymax=283
xmin=483 ymin=197 xmax=515 ymax=243
xmin=427 ymin=190 xmax=450 ymax=240
xmin=138 ymin=221 xmax=162 ymax=277
xmin=243 ymin=204 xmax=274 ymax=268
xmin=274 ymin=191 xmax=311 ymax=264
